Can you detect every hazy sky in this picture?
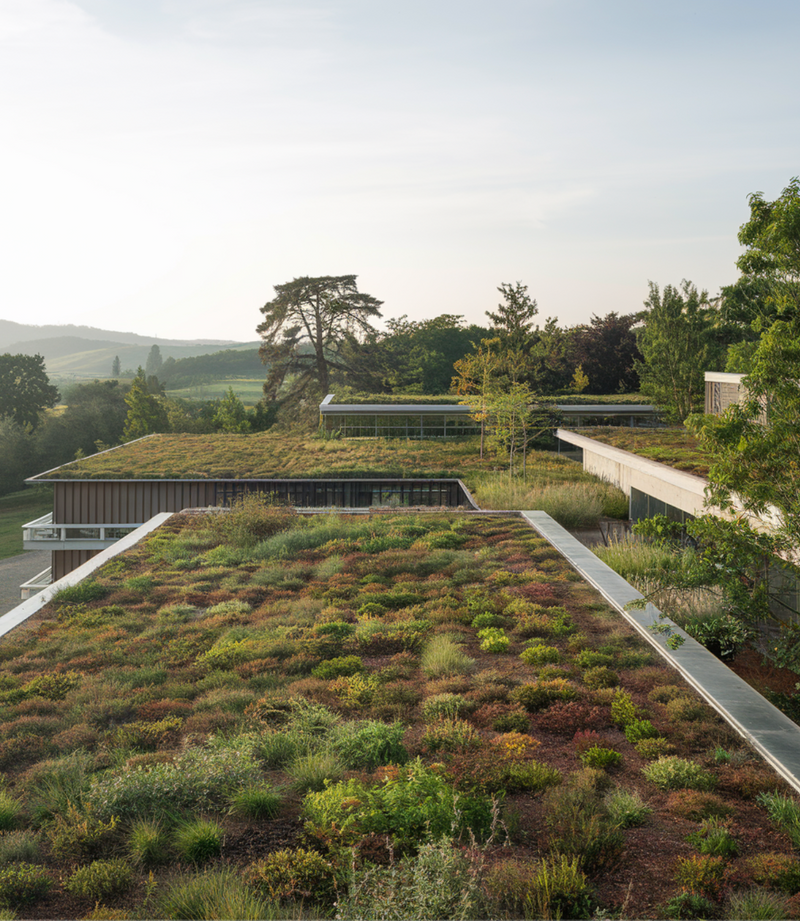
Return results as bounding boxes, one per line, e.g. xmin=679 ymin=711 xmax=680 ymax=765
xmin=1 ymin=0 xmax=798 ymax=343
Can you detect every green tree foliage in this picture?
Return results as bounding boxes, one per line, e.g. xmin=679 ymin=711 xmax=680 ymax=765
xmin=111 ymin=355 xmax=121 ymax=378
xmin=569 ymin=312 xmax=642 ymax=394
xmin=258 ymin=275 xmax=382 ymax=399
xmin=358 ymin=315 xmax=491 ymax=394
xmin=634 ymin=181 xmax=800 ymax=669
xmin=0 ymin=417 xmax=37 ymax=496
xmin=526 ymin=317 xmax=573 ymax=393
xmin=37 ymin=381 xmax=128 ymax=463
xmin=0 ymin=353 xmax=60 ymax=429
xmin=485 ymin=282 xmax=539 ymax=385
xmin=123 ymin=369 xmax=169 ymax=440
xmin=145 ymin=344 xmax=163 ymax=378
xmin=485 ymin=383 xmax=553 ymax=477
xmin=691 ymin=178 xmax=800 ymax=552
xmin=479 ymin=284 xmax=574 ymax=394
xmin=212 ymin=388 xmax=251 ymax=434
xmin=487 ymin=282 xmax=538 ymax=351
xmin=158 ymin=349 xmax=264 ymax=390
xmin=635 ymin=281 xmax=722 ymax=422
xmin=452 ymin=338 xmax=504 ymax=458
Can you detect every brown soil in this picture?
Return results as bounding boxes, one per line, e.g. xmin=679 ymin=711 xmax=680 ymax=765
xmin=728 ymin=645 xmax=799 ymax=697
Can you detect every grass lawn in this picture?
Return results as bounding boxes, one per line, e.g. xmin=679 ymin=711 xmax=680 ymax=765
xmin=0 ymin=507 xmax=791 ymax=919
xmin=166 ymin=378 xmax=267 ymax=406
xmin=0 ymin=487 xmax=53 ymax=561
xmin=574 ymin=426 xmax=711 ymax=477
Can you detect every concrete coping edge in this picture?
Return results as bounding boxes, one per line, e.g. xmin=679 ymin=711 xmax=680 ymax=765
xmin=0 ymin=513 xmax=174 ymax=642
xmin=522 ymin=510 xmax=800 ymax=794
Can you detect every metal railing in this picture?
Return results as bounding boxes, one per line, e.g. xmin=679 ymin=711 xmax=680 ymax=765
xmin=20 ymin=567 xmax=53 ymax=600
xmin=22 ymin=513 xmax=142 ymax=549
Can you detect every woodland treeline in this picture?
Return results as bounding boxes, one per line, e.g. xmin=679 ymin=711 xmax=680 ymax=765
xmin=2 ymin=178 xmax=798 ymax=498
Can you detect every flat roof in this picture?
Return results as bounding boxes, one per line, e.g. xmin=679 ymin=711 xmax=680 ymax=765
xmin=320 ymin=402 xmax=656 ymax=415
xmin=25 ymin=432 xmax=497 ymax=481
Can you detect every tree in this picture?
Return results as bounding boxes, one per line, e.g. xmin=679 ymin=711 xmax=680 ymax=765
xmin=635 ymin=281 xmax=722 ymax=422
xmin=145 ymin=345 xmax=163 ymax=379
xmin=692 ymin=178 xmax=800 ymax=550
xmin=123 ymin=368 xmax=169 ymax=440
xmin=0 ymin=416 xmax=37 ymax=496
xmin=641 ymin=180 xmax=800 ymax=668
xmin=525 ymin=317 xmax=573 ymax=393
xmin=111 ymin=355 xmax=121 ymax=379
xmin=352 ymin=315 xmax=491 ymax=395
xmin=569 ymin=312 xmax=642 ymax=394
xmin=486 ymin=282 xmax=538 ymax=350
xmin=0 ymin=353 xmax=60 ymax=429
xmin=36 ymin=380 xmax=128 ymax=466
xmin=257 ymin=275 xmax=383 ymax=400
xmin=452 ymin=338 xmax=503 ymax=458
xmin=212 ymin=388 xmax=251 ymax=434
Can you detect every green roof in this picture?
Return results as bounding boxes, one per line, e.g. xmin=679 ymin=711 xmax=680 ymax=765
xmin=573 ymin=427 xmax=710 ymax=477
xmin=28 ymin=433 xmax=500 ymax=481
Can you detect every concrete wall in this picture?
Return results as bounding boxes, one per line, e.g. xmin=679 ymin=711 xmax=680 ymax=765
xmin=556 ymin=429 xmax=708 ymax=519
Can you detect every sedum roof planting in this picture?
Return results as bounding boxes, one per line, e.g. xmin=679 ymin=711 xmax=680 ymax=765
xmin=573 ymin=426 xmax=711 ymax=477
xmin=28 ymin=433 xmax=503 ymax=482
xmin=0 ymin=508 xmax=792 ymax=918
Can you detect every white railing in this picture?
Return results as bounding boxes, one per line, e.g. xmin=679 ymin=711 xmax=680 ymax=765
xmin=22 ymin=513 xmax=143 ymax=550
xmin=20 ymin=567 xmax=52 ymax=600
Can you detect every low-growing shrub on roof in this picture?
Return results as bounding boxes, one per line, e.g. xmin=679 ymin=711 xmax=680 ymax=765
xmin=302 ymin=758 xmax=495 ymax=850
xmin=245 ymin=847 xmax=335 ymax=906
xmin=208 ymin=494 xmax=298 ymax=548
xmin=86 ymin=742 xmax=263 ymax=820
xmin=64 ymin=858 xmax=134 ymax=901
xmin=337 ymin=837 xmax=485 ymax=921
xmin=0 ymin=863 xmax=51 ymax=908
xmin=328 ymin=719 xmax=408 ymax=771
xmin=643 ymin=757 xmax=717 ymax=792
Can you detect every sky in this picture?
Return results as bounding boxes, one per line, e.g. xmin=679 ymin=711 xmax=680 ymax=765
xmin=1 ymin=0 xmax=798 ymax=343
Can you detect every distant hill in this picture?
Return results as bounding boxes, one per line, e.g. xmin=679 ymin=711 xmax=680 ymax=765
xmin=0 ymin=322 xmax=260 ymax=381
xmin=0 ymin=320 xmax=235 ymax=351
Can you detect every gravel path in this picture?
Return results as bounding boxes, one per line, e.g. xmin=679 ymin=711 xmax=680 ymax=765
xmin=0 ymin=551 xmax=50 ymax=615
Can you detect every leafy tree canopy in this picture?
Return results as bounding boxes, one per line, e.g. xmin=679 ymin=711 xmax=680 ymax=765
xmin=350 ymin=315 xmax=491 ymax=395
xmin=145 ymin=344 xmax=163 ymax=378
xmin=258 ymin=275 xmax=382 ymax=400
xmin=0 ymin=353 xmax=60 ymax=429
xmin=635 ymin=281 xmax=723 ymax=423
xmin=569 ymin=312 xmax=642 ymax=394
xmin=691 ymin=178 xmax=800 ymax=550
xmin=123 ymin=368 xmax=169 ymax=440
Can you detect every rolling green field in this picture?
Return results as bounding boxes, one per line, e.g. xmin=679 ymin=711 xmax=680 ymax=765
xmin=166 ymin=379 xmax=267 ymax=405
xmin=0 ymin=487 xmax=53 ymax=561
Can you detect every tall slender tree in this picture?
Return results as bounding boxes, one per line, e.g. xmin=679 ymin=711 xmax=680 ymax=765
xmin=123 ymin=368 xmax=169 ymax=440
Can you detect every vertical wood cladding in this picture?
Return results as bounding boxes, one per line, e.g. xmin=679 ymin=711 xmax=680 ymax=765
xmin=53 ymin=549 xmax=99 ymax=581
xmin=54 ymin=481 xmax=218 ymax=524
